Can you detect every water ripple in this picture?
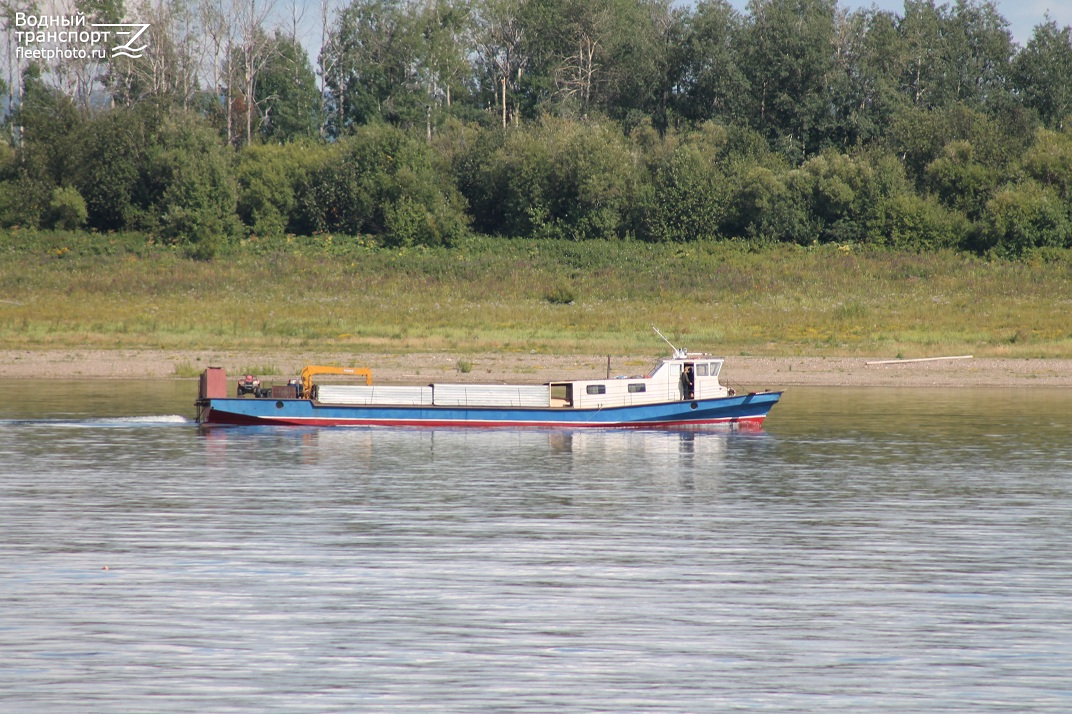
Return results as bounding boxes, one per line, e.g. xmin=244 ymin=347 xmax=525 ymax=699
xmin=1 ymin=382 xmax=1070 ymax=712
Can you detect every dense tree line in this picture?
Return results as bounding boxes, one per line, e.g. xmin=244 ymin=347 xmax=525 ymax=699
xmin=2 ymin=0 xmax=1072 ymax=257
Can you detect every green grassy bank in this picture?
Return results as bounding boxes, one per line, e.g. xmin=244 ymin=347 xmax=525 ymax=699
xmin=2 ymin=229 xmax=1071 ymax=358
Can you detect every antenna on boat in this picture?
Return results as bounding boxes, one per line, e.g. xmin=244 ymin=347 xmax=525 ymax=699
xmin=652 ymin=325 xmax=687 ymax=359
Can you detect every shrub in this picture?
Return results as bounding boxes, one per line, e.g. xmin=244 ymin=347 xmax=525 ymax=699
xmin=459 ymin=117 xmax=642 ymax=240
xmin=236 ymin=141 xmax=329 ymax=237
xmin=64 ymin=104 xmax=237 ymax=257
xmin=144 ymin=115 xmax=238 ymax=258
xmin=47 ymin=186 xmax=87 ymax=230
xmin=1020 ymin=129 xmax=1072 ymax=200
xmin=924 ymin=140 xmax=999 ymax=220
xmin=639 ymin=139 xmax=728 ymax=242
xmin=724 ymin=165 xmax=817 ymax=243
xmin=68 ymin=106 xmax=148 ymax=231
xmin=981 ymin=181 xmax=1072 ymax=256
xmin=0 ymin=177 xmax=48 ymax=228
xmin=869 ymin=192 xmax=970 ymax=251
xmin=383 ymin=196 xmax=428 ymax=247
xmin=794 ymin=150 xmax=912 ymax=244
xmin=301 ymin=124 xmax=468 ymax=245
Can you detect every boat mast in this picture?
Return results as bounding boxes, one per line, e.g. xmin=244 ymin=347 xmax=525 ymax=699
xmin=652 ymin=325 xmax=687 ymax=359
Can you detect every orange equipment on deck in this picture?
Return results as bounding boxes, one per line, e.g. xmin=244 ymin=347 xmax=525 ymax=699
xmin=300 ymin=365 xmax=372 ymax=397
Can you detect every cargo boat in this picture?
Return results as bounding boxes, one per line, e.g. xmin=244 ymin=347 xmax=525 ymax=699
xmin=196 ymin=349 xmax=780 ymax=429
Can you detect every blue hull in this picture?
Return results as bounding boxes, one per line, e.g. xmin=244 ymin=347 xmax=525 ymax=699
xmin=199 ymin=391 xmax=782 ymax=428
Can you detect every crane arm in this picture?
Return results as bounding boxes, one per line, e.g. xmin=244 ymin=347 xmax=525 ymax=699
xmin=301 ymin=365 xmax=373 ymax=397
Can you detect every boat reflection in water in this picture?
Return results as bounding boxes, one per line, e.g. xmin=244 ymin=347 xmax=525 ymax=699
xmin=198 ymin=425 xmax=771 ymax=497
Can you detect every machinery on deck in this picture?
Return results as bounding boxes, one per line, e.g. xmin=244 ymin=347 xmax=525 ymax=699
xmin=236 ymin=374 xmax=269 ymax=398
xmin=300 ymin=365 xmax=372 ymax=398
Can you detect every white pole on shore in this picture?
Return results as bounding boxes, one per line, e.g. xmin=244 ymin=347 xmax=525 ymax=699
xmin=865 ymin=355 xmax=974 ymax=366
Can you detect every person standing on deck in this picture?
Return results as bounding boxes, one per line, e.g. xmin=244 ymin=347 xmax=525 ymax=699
xmin=681 ymin=365 xmax=695 ymax=400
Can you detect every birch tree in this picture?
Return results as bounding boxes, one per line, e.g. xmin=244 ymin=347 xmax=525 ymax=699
xmin=473 ymin=0 xmax=527 ymax=126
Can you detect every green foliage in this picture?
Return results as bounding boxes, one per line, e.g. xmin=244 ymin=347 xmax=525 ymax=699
xmin=1020 ymin=129 xmax=1072 ymax=200
xmin=302 ymin=123 xmax=469 ymax=245
xmin=793 ymin=150 xmax=905 ymax=243
xmin=737 ymin=0 xmax=838 ymax=159
xmin=679 ymin=0 xmax=748 ymax=125
xmin=321 ymin=0 xmax=427 ymax=131
xmin=869 ymin=192 xmax=970 ymax=251
xmin=515 ymin=0 xmax=680 ymax=124
xmin=638 ymin=125 xmax=733 ymax=242
xmin=822 ymin=8 xmax=906 ymax=148
xmin=1011 ymin=19 xmax=1072 ymax=130
xmin=255 ymin=31 xmax=323 ymax=142
xmin=236 ymin=142 xmax=330 ymax=237
xmin=0 ymin=67 xmax=84 ymax=229
xmin=0 ymin=140 xmax=15 ymax=178
xmin=142 ymin=115 xmax=238 ymax=259
xmin=68 ymin=105 xmax=155 ymax=231
xmin=50 ymin=104 xmax=237 ymax=258
xmin=982 ymin=181 xmax=1072 ymax=257
xmin=466 ymin=125 xmax=554 ymax=237
xmin=382 ymin=196 xmax=431 ymax=247
xmin=4 ymin=0 xmax=1072 ymax=260
xmin=894 ymin=0 xmax=1015 ymax=113
xmin=724 ymin=165 xmax=816 ymax=243
xmin=47 ymin=187 xmax=88 ymax=230
xmin=460 ymin=117 xmax=642 ymax=240
xmin=937 ymin=0 xmax=1016 ymax=111
xmin=12 ymin=64 xmax=84 ymax=188
xmin=923 ymin=140 xmax=999 ymax=220
xmin=0 ymin=177 xmax=50 ymax=228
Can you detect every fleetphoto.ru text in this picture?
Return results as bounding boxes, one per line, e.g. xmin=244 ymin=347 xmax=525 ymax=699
xmin=14 ymin=12 xmax=148 ymax=61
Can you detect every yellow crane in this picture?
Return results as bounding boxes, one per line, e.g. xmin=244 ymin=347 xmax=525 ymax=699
xmin=300 ymin=365 xmax=372 ymax=397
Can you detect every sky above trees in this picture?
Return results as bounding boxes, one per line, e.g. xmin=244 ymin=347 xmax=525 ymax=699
xmin=272 ymin=0 xmax=1072 ymax=74
xmin=718 ymin=0 xmax=1071 ymax=45
xmin=271 ymin=0 xmax=1072 ymax=88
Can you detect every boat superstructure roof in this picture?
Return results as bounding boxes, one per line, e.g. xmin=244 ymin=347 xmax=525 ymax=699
xmin=645 ymin=349 xmax=722 ymax=373
xmin=542 ymin=350 xmax=725 ymax=386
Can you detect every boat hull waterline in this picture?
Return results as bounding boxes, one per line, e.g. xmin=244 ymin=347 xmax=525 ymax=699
xmin=200 ymin=391 xmax=782 ymax=429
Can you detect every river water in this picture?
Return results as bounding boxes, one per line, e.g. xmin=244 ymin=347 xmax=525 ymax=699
xmin=1 ymin=380 xmax=1070 ymax=712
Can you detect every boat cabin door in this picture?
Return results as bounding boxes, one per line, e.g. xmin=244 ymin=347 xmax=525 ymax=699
xmin=680 ymin=362 xmax=696 ymax=400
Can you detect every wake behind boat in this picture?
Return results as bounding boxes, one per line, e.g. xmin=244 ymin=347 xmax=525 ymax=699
xmin=195 ymin=347 xmax=781 ymax=429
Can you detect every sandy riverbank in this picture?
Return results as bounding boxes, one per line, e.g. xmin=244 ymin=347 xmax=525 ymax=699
xmin=1 ymin=349 xmax=1070 ymax=388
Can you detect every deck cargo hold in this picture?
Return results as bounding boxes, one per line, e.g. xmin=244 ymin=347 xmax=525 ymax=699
xmin=317 ymin=385 xmax=434 ymax=406
xmin=430 ymin=384 xmax=551 ymax=408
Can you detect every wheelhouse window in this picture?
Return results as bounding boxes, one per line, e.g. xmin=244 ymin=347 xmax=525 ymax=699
xmin=695 ymin=363 xmax=709 ymax=377
xmin=586 ymin=385 xmax=606 ymax=395
xmin=628 ymin=383 xmax=646 ymax=393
